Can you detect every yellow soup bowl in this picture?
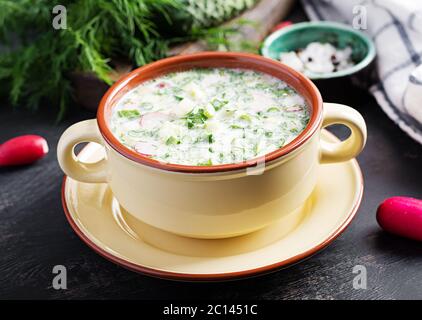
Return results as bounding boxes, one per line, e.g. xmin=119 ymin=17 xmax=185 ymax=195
xmin=57 ymin=52 xmax=367 ymax=239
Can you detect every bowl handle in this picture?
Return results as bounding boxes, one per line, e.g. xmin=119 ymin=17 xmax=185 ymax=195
xmin=57 ymin=119 xmax=108 ymax=183
xmin=320 ymin=103 xmax=367 ymax=164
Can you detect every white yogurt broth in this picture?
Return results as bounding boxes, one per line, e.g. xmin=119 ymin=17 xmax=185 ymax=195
xmin=110 ymin=68 xmax=310 ymax=166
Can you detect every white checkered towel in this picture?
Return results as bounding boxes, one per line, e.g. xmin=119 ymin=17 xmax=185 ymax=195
xmin=302 ymin=0 xmax=422 ymax=144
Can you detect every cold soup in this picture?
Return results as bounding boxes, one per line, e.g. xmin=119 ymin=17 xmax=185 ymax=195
xmin=110 ymin=68 xmax=310 ymax=166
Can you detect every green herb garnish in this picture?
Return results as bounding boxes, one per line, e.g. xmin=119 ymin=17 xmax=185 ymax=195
xmin=185 ymin=108 xmax=209 ymax=129
xmin=255 ymin=83 xmax=271 ymax=90
xmin=265 ymin=131 xmax=273 ymax=137
xmin=118 ymin=109 xmax=140 ymax=119
xmin=210 ymin=98 xmax=228 ymax=111
xmin=197 ymin=159 xmax=213 ymax=166
xmin=239 ymin=114 xmax=251 ymax=122
xmin=274 ymin=88 xmax=294 ymax=97
xmin=166 ymin=136 xmax=180 ymax=145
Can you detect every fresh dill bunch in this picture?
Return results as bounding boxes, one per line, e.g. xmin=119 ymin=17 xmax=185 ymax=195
xmin=0 ymin=0 xmax=178 ymax=119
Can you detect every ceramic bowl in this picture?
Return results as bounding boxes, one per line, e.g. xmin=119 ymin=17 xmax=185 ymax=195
xmin=261 ymin=21 xmax=376 ymax=80
xmin=57 ymin=52 xmax=367 ymax=239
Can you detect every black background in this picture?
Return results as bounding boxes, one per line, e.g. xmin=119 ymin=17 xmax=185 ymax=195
xmin=1 ymin=3 xmax=421 ymax=300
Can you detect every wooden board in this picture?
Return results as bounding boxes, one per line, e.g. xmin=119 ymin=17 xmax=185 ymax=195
xmin=169 ymin=0 xmax=295 ymax=55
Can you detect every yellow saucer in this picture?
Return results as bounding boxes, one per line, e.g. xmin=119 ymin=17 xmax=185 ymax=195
xmin=62 ymin=130 xmax=363 ymax=281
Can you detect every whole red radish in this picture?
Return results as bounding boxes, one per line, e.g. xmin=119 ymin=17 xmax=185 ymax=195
xmin=0 ymin=135 xmax=49 ymax=166
xmin=377 ymin=196 xmax=422 ymax=242
xmin=271 ymin=21 xmax=293 ymax=33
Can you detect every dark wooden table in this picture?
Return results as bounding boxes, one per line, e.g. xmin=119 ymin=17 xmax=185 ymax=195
xmin=1 ymin=4 xmax=421 ymax=300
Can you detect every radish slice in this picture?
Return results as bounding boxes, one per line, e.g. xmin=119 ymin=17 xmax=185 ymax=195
xmin=134 ymin=142 xmax=157 ymax=156
xmin=377 ymin=196 xmax=422 ymax=241
xmin=285 ymin=105 xmax=303 ymax=112
xmin=0 ymin=135 xmax=49 ymax=166
xmin=139 ymin=112 xmax=170 ymax=130
xmin=156 ymin=82 xmax=169 ymax=89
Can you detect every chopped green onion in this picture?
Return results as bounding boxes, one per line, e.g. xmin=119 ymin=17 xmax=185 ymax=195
xmin=166 ymin=136 xmax=180 ymax=145
xmin=274 ymin=88 xmax=294 ymax=97
xmin=184 ymin=108 xmax=209 ymax=129
xmin=211 ymin=98 xmax=228 ymax=111
xmin=198 ymin=159 xmax=213 ymax=166
xmin=117 ymin=109 xmax=140 ymax=119
xmin=265 ymin=131 xmax=273 ymax=137
xmin=204 ymin=106 xmax=215 ymax=118
xmin=239 ymin=114 xmax=251 ymax=122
